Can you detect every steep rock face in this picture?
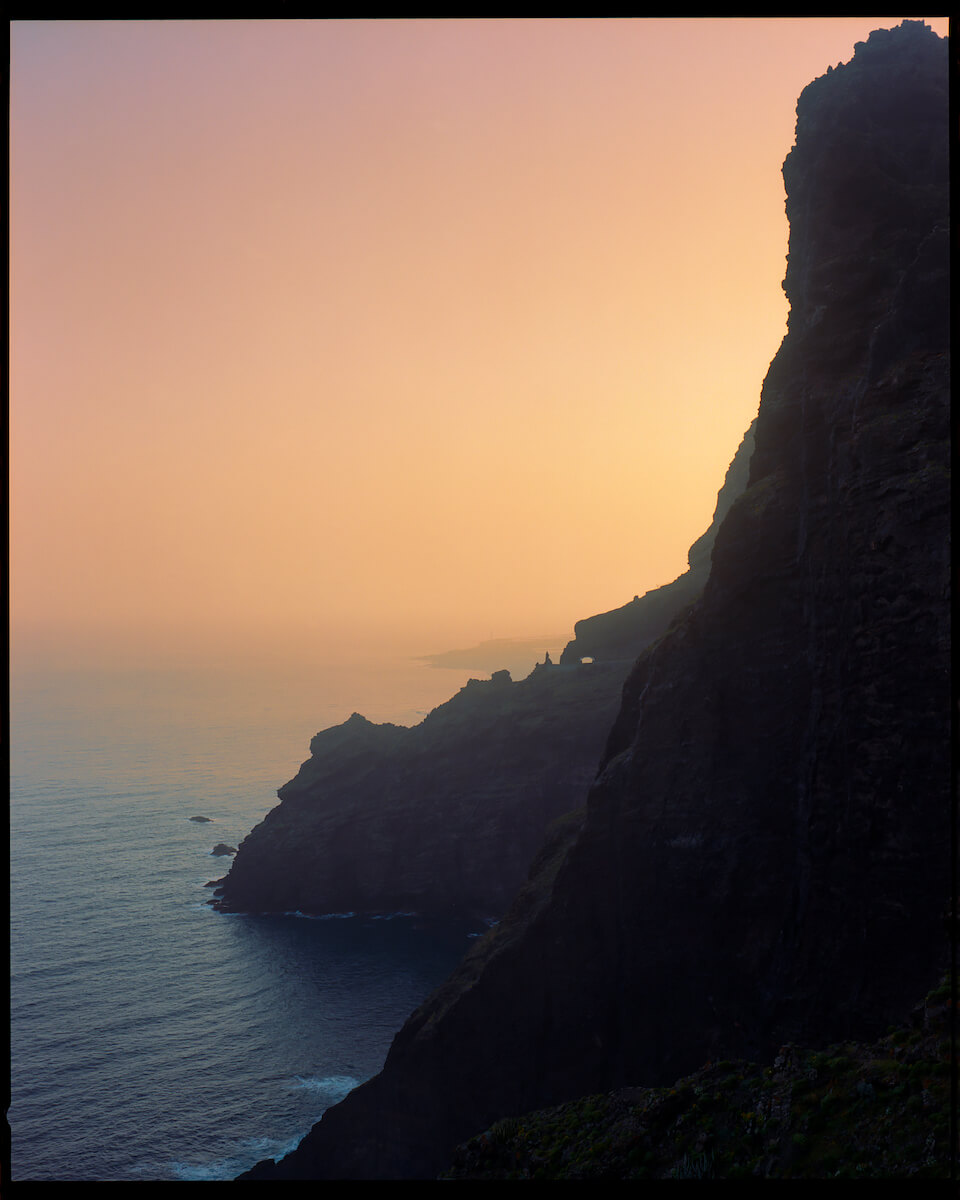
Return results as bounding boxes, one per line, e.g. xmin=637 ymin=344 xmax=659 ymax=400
xmin=558 ymin=420 xmax=755 ymax=665
xmin=215 ymin=435 xmax=754 ymax=921
xmin=241 ymin=22 xmax=949 ymax=1180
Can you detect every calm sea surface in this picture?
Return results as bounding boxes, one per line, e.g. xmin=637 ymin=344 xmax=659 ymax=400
xmin=9 ymin=642 xmax=544 ymax=1181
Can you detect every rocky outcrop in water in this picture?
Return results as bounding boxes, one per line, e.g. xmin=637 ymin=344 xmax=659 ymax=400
xmin=240 ymin=22 xmax=949 ymax=1179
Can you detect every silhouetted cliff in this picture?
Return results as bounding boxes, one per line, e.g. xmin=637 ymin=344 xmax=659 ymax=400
xmin=211 ymin=662 xmax=626 ymax=920
xmin=241 ymin=21 xmax=949 ymax=1180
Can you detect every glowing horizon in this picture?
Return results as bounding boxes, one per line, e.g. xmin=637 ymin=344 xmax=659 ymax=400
xmin=10 ymin=17 xmax=949 ymax=665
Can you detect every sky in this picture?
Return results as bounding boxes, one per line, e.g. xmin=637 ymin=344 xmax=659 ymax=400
xmin=9 ymin=17 xmax=950 ymax=667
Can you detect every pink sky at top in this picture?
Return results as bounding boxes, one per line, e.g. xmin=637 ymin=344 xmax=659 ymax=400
xmin=9 ymin=17 xmax=949 ymax=666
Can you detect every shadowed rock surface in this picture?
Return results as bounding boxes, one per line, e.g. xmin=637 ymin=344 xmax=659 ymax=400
xmin=211 ymin=663 xmax=626 ymax=920
xmin=442 ymin=974 xmax=955 ymax=1179
xmin=240 ymin=22 xmax=949 ymax=1180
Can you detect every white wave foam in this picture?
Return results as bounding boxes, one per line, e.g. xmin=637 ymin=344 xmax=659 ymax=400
xmin=159 ymin=1128 xmax=309 ymax=1179
xmin=166 ymin=1156 xmax=243 ymax=1181
xmin=289 ymin=1073 xmax=360 ymax=1102
xmin=281 ymin=909 xmax=356 ymax=920
xmin=241 ymin=1131 xmax=306 ymax=1161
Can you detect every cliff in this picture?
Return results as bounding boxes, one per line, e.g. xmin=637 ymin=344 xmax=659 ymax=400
xmin=212 ymin=430 xmax=755 ymax=920
xmin=210 ymin=662 xmax=625 ymax=920
xmin=241 ymin=21 xmax=949 ymax=1180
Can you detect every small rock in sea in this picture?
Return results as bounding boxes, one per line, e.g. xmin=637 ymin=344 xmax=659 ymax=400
xmin=211 ymin=843 xmax=238 ymax=856
xmin=189 ymin=815 xmax=213 ymax=823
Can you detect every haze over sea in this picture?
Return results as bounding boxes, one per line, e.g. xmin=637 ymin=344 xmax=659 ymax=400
xmin=9 ymin=631 xmax=562 ymax=1181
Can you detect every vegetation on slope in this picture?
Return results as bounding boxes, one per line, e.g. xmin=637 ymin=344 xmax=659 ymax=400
xmin=443 ymin=974 xmax=956 ymax=1180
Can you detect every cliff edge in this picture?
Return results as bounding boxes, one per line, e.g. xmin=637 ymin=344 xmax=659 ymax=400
xmin=241 ymin=22 xmax=949 ymax=1179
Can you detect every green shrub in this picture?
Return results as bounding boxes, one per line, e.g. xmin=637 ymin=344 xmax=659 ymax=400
xmin=488 ymin=1116 xmax=520 ymax=1144
xmin=673 ymin=1151 xmax=716 ymax=1179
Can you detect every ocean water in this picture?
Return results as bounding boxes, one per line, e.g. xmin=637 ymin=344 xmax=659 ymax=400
xmin=8 ymin=641 xmax=530 ymax=1181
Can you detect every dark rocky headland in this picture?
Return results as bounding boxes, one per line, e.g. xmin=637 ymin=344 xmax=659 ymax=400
xmin=210 ymin=423 xmax=755 ymax=921
xmin=237 ymin=21 xmax=951 ymax=1180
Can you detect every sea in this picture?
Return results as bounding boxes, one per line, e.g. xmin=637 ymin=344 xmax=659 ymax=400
xmin=8 ymin=634 xmax=562 ymax=1181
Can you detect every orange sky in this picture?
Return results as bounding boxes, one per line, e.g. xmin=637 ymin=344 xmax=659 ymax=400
xmin=9 ymin=17 xmax=950 ymax=665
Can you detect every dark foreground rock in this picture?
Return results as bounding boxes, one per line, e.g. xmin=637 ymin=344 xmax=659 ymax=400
xmin=239 ymin=22 xmax=949 ymax=1180
xmin=210 ymin=843 xmax=237 ymax=857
